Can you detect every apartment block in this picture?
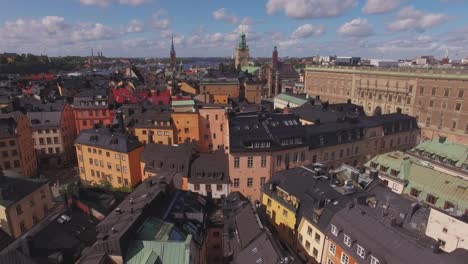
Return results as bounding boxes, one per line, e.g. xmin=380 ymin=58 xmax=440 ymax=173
xmin=305 ymin=66 xmax=468 ymax=144
xmin=73 ymin=90 xmax=115 ymax=134
xmin=198 ymin=105 xmax=229 ymax=152
xmin=27 ymin=104 xmax=76 ymax=168
xmin=0 ymin=170 xmax=53 ymax=238
xmin=75 ymin=126 xmax=143 ymax=188
xmin=0 ymin=112 xmax=37 ymax=177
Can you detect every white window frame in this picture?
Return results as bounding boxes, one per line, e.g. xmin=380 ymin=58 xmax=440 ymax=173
xmin=340 ymin=252 xmax=349 ymax=264
xmin=331 ymin=224 xmax=338 ymax=236
xmin=343 ymin=234 xmax=351 ymax=247
xmin=370 ymin=255 xmax=379 ymax=264
xmin=329 ymin=242 xmax=336 ymax=256
xmin=357 ymin=244 xmax=365 ymax=259
xmin=327 ymin=259 xmax=334 ymax=264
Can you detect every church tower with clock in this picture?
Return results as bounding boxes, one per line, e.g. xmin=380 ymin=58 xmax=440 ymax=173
xmin=234 ymin=33 xmax=249 ymax=69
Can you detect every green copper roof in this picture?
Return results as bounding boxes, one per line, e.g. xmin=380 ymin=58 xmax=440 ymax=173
xmin=126 ymin=239 xmax=191 ymax=264
xmin=241 ymin=66 xmax=260 ymax=74
xmin=305 ymin=66 xmax=468 ymax=80
xmin=413 ymin=137 xmax=468 ymax=167
xmin=172 ymin=100 xmax=195 ymax=106
xmin=275 ymin=93 xmax=309 ymax=106
xmin=366 ymin=151 xmax=468 ymax=215
xmin=237 ymin=33 xmax=248 ymax=50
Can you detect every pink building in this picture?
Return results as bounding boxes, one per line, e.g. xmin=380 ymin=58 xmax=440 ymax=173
xmin=198 ymin=105 xmax=230 ymax=153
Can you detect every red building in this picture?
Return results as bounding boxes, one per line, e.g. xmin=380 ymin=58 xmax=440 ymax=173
xmin=112 ymin=86 xmax=171 ymax=105
xmin=73 ymin=92 xmax=115 ymax=134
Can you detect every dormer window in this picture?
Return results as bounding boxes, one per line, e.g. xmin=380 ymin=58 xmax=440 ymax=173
xmin=370 ymin=256 xmax=379 ymax=264
xmin=331 ymin=224 xmax=338 ymax=236
xmin=357 ymin=245 xmax=365 ymax=259
xmin=343 ymin=234 xmax=351 ymax=247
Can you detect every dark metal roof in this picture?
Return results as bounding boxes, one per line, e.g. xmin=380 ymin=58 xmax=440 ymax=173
xmin=0 ymin=174 xmax=48 ymax=207
xmin=189 ymin=150 xmax=229 ymax=184
xmin=75 ymin=128 xmax=143 ymax=153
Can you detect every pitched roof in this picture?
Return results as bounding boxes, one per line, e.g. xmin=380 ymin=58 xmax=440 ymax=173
xmin=275 ymin=93 xmax=309 ymax=106
xmin=0 ymin=174 xmax=48 ymax=207
xmin=75 ymin=128 xmax=143 ymax=153
xmin=413 ymin=137 xmax=468 ymax=168
xmin=188 ymin=150 xmax=229 ymax=184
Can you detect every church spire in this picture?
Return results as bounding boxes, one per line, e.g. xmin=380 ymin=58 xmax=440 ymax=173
xmin=170 ymin=35 xmax=176 ymax=70
xmin=171 ymin=35 xmax=175 ymax=53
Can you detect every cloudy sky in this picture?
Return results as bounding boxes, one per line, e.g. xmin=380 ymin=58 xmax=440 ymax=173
xmin=0 ymin=0 xmax=467 ymax=59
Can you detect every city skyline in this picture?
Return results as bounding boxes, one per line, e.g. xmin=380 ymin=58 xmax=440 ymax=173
xmin=0 ymin=0 xmax=467 ymax=59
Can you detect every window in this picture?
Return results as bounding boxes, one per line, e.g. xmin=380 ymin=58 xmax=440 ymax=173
xmin=426 ymin=194 xmax=438 ymax=205
xmin=444 ymin=88 xmax=449 ymax=97
xmin=14 ymin=160 xmax=20 ymax=168
xmin=261 ymin=156 xmax=267 ymax=168
xmin=247 ymin=157 xmax=253 ymax=168
xmin=432 ymin=87 xmax=436 ymax=96
xmin=314 ymin=233 xmax=320 ymax=242
xmin=343 ymin=234 xmax=351 ymax=247
xmin=122 ymin=155 xmax=126 ymax=161
xmin=340 ymin=253 xmax=349 ymax=264
xmin=233 ymin=178 xmax=240 ymax=188
xmin=442 ymin=227 xmax=448 ymax=233
xmin=267 ymin=198 xmax=272 ymax=206
xmin=20 ymin=221 xmax=26 ymax=233
xmin=370 ymin=255 xmax=380 ymax=264
xmin=331 ymin=224 xmax=338 ymax=236
xmin=91 ymin=170 xmax=95 ymax=177
xmin=329 ymin=243 xmax=336 ymax=255
xmin=116 ymin=165 xmax=121 ymax=172
xmin=327 ymin=259 xmax=334 ymax=264
xmin=16 ymin=204 xmax=23 ymax=215
xmin=260 ymin=177 xmax=266 ymax=187
xmin=107 ymin=162 xmax=112 ymax=169
xmin=216 ymin=184 xmax=223 ymax=191
xmin=452 ymin=121 xmax=457 ymax=129
xmin=247 ymin=178 xmax=253 ymax=187
xmin=313 ymin=248 xmax=318 ymax=257
xmin=458 ymin=89 xmax=464 ymax=98
xmin=357 ymin=245 xmax=365 ymax=258
xmin=298 ymin=234 xmax=303 ymax=243
xmin=282 ymin=209 xmax=288 ymax=217
xmin=114 ymin=153 xmax=119 ymax=159
xmin=234 ymin=157 xmax=240 ymax=168
xmin=184 ymin=128 xmax=189 ymax=133
xmin=305 ymin=241 xmax=311 ymax=250
xmin=419 ymin=87 xmax=424 ymax=95
xmin=123 ymin=166 xmax=128 ymax=174
xmin=429 ymin=100 xmax=434 ymax=107
xmin=124 ymin=179 xmax=129 ymax=186
xmin=455 ymin=103 xmax=461 ymax=111
xmin=194 ymin=184 xmax=200 ymax=191
xmin=444 ymin=201 xmax=455 ymax=210
xmin=307 ymin=226 xmax=312 ymax=235
xmin=301 ymin=151 xmax=305 ymax=161
xmin=276 ymin=155 xmax=282 ymax=166
xmin=106 ymin=152 xmax=110 ymax=157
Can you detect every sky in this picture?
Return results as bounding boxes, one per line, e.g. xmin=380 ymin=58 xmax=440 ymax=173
xmin=0 ymin=0 xmax=467 ymax=59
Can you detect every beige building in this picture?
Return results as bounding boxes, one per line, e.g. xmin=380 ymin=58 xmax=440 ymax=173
xmin=0 ymin=171 xmax=53 ymax=238
xmin=198 ymin=105 xmax=229 ymax=152
xmin=305 ymin=66 xmax=468 ymax=144
xmin=28 ymin=104 xmax=77 ymax=168
xmin=297 ymin=217 xmax=326 ymax=263
xmin=425 ymin=208 xmax=468 ymax=253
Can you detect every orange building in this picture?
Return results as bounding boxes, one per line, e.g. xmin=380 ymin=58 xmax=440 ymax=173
xmin=199 ymin=79 xmax=240 ymax=98
xmin=0 ymin=112 xmax=38 ymax=177
xmin=0 ymin=170 xmax=53 ymax=238
xmin=172 ymin=112 xmax=200 ymax=144
xmin=198 ymin=105 xmax=229 ymax=152
xmin=75 ymin=126 xmax=144 ymax=188
xmin=27 ymin=104 xmax=77 ymax=168
xmin=73 ymin=92 xmax=115 ymax=134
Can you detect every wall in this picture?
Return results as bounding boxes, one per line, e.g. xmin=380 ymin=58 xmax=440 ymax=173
xmin=325 ymin=240 xmax=359 ymax=264
xmin=262 ymin=192 xmax=297 ymax=244
xmin=297 ymin=217 xmax=326 ymax=263
xmin=74 ymin=108 xmax=115 ymax=134
xmin=134 ymin=127 xmax=174 ymax=145
xmin=3 ymin=184 xmax=53 ymax=238
xmin=187 ymin=183 xmax=229 ymax=199
xmin=173 ymin=112 xmax=200 ymax=144
xmin=16 ymin=113 xmax=38 ymax=177
xmin=76 ymin=144 xmax=143 ymax=188
xmin=199 ymin=83 xmax=239 ymax=98
xmin=198 ymin=108 xmax=227 ymax=153
xmin=425 ymin=208 xmax=468 ymax=253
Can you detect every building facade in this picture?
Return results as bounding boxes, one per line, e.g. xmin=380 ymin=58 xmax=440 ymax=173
xmin=73 ymin=92 xmax=115 ymax=134
xmin=28 ymin=104 xmax=77 ymax=168
xmin=75 ymin=126 xmax=144 ymax=188
xmin=425 ymin=208 xmax=468 ymax=253
xmin=172 ymin=112 xmax=201 ymax=144
xmin=304 ymin=66 xmax=468 ymax=144
xmin=0 ymin=172 xmax=53 ymax=238
xmin=198 ymin=105 xmax=228 ymax=152
xmin=0 ymin=112 xmax=37 ymax=177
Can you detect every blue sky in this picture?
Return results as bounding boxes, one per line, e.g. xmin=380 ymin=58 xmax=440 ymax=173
xmin=0 ymin=0 xmax=467 ymax=59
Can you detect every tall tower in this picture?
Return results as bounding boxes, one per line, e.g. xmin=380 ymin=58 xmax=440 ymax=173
xmin=272 ymin=46 xmax=278 ymax=71
xmin=234 ymin=33 xmax=249 ymax=69
xmin=170 ymin=35 xmax=176 ymax=70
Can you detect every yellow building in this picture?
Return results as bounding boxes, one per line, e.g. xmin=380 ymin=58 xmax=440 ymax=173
xmin=297 ymin=217 xmax=326 ymax=263
xmin=179 ymin=82 xmax=197 ymax=95
xmin=75 ymin=127 xmax=144 ymax=188
xmin=262 ymin=183 xmax=299 ymax=243
xmin=126 ymin=109 xmax=175 ymax=145
xmin=0 ymin=170 xmax=53 ymax=238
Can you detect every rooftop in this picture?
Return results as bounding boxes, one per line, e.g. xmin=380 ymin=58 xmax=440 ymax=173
xmin=75 ymin=127 xmax=143 ymax=153
xmin=27 ymin=112 xmax=62 ymax=129
xmin=412 ymin=137 xmax=468 ymax=169
xmin=189 ymin=150 xmax=229 ymax=184
xmin=0 ymin=173 xmax=48 ymax=207
xmin=274 ymin=92 xmax=309 ymax=106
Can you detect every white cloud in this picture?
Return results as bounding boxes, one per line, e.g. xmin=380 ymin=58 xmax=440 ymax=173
xmin=79 ymin=0 xmax=148 ymax=6
xmin=213 ymin=8 xmax=239 ymax=24
xmin=362 ymin=0 xmax=399 ymax=14
xmin=291 ymin=24 xmax=325 ymax=39
xmin=150 ymin=10 xmax=170 ymax=30
xmin=126 ymin=19 xmax=144 ymax=33
xmin=338 ymin=18 xmax=374 ymax=37
xmin=387 ymin=6 xmax=449 ymax=32
xmin=266 ymin=0 xmax=357 ymax=19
